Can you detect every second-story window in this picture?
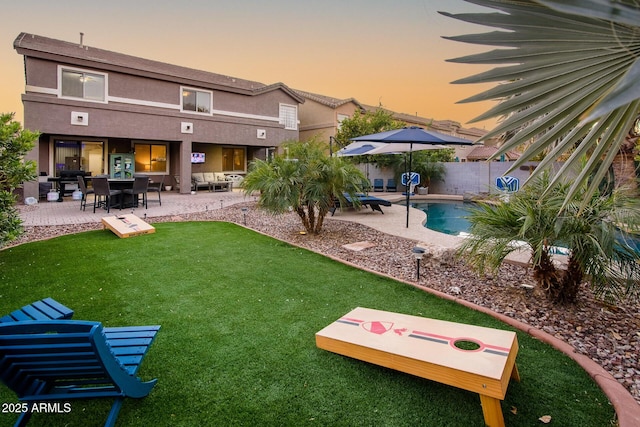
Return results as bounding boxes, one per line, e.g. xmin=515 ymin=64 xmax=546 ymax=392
xmin=337 ymin=113 xmax=349 ymax=130
xmin=182 ymin=87 xmax=211 ymax=114
xmin=60 ymin=67 xmax=106 ymax=102
xmin=279 ymin=104 xmax=297 ymax=130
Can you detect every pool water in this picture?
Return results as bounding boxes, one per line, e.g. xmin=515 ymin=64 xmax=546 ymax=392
xmin=409 ymin=201 xmax=572 ymax=255
xmin=410 ymin=201 xmax=475 ymax=236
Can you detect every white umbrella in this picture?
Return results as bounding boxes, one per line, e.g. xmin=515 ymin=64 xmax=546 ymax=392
xmin=365 ymin=143 xmax=448 ymax=155
xmin=337 ymin=141 xmax=448 ymax=156
xmin=335 ymin=142 xmax=385 ymax=157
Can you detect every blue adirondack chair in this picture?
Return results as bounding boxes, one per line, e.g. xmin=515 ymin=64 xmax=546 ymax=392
xmin=0 ymin=298 xmax=74 ymax=323
xmin=0 ymin=320 xmax=160 ymax=427
xmin=373 ymin=179 xmax=384 ymax=192
xmin=386 ymin=179 xmax=397 ymax=192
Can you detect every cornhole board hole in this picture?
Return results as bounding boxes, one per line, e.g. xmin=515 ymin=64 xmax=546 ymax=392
xmin=102 ymin=214 xmax=155 ymax=238
xmin=316 ymin=307 xmax=520 ymax=427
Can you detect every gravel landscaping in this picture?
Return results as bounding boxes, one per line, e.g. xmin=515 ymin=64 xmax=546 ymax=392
xmin=9 ymin=201 xmax=640 ymax=405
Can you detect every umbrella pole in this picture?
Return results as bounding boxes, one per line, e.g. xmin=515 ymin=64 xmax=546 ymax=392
xmin=405 ymin=145 xmax=413 ymax=228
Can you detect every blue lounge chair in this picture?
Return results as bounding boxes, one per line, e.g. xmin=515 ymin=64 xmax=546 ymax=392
xmin=386 ymin=179 xmax=397 ymax=192
xmin=0 ymin=298 xmax=73 ymax=323
xmin=330 ymin=193 xmax=392 ymax=216
xmin=373 ymin=179 xmax=384 ymax=192
xmin=0 ymin=320 xmax=160 ymax=427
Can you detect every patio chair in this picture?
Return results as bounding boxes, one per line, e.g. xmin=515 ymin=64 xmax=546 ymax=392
xmin=92 ymin=176 xmax=122 ymax=213
xmin=123 ymin=175 xmax=149 ymax=209
xmin=0 ymin=320 xmax=160 ymax=427
xmin=38 ymin=182 xmax=52 ymax=200
xmin=373 ymin=179 xmax=384 ymax=192
xmin=386 ymin=179 xmax=397 ymax=192
xmin=147 ymin=175 xmax=164 ymax=206
xmin=77 ymin=175 xmax=94 ymax=211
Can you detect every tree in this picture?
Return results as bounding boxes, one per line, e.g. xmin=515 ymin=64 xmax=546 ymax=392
xmin=0 ymin=113 xmax=38 ymax=247
xmin=243 ymin=140 xmax=366 ymax=234
xmin=335 ymin=108 xmax=450 ymax=184
xmin=333 ymin=108 xmax=404 ymax=150
xmin=458 ymin=171 xmax=640 ymax=304
xmin=442 ymin=1 xmax=640 ymax=207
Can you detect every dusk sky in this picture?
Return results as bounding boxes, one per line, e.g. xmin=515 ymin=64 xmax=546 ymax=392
xmin=1 ymin=0 xmax=499 ymax=130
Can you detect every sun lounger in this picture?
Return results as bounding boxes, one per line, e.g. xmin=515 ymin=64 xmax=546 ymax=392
xmin=330 ymin=193 xmax=392 ymax=216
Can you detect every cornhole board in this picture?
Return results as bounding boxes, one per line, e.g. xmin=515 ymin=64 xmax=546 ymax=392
xmin=101 ymin=214 xmax=155 ymax=238
xmin=316 ymin=307 xmax=520 ymax=427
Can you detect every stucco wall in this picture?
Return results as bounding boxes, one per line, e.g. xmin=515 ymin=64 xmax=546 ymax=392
xmin=429 ymin=162 xmax=540 ymax=195
xmin=357 ymin=161 xmax=562 ymax=195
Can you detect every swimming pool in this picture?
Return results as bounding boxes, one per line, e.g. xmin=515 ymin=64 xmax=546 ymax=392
xmin=409 ymin=201 xmax=573 ymax=255
xmin=409 ymin=201 xmax=475 ymax=236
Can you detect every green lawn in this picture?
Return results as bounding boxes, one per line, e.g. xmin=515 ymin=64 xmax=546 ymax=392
xmin=0 ymin=222 xmax=615 ymax=426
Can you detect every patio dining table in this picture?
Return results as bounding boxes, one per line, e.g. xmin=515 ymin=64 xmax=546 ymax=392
xmin=89 ymin=178 xmax=136 ymax=210
xmin=109 ymin=178 xmax=142 ymax=209
xmin=106 ymin=178 xmax=134 ymax=190
xmin=70 ymin=177 xmax=135 ymax=189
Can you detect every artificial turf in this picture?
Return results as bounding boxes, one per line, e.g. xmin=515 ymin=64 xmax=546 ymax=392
xmin=0 ymin=222 xmax=615 ymax=426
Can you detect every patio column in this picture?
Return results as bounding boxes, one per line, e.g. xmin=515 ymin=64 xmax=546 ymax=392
xmin=179 ymin=138 xmax=192 ymax=194
xmin=21 ymin=119 xmax=41 ymax=200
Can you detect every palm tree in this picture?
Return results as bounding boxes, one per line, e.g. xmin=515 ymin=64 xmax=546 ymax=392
xmin=441 ymin=1 xmax=640 ymax=206
xmin=458 ymin=171 xmax=640 ymax=304
xmin=243 ymin=140 xmax=366 ymax=234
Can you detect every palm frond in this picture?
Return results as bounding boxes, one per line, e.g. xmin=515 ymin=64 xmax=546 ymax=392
xmin=538 ymin=0 xmax=640 ymax=27
xmin=441 ymin=0 xmax=640 ymax=204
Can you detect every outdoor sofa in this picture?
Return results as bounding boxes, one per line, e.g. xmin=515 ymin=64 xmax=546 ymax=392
xmin=191 ymin=172 xmax=233 ymax=192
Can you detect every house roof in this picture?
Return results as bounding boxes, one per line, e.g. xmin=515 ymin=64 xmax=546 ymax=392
xmin=365 ymin=106 xmax=436 ymax=127
xmin=13 ymin=32 xmax=304 ymax=103
xmin=360 ymin=104 xmax=488 ymax=140
xmin=466 ymin=145 xmax=521 ymax=161
xmin=294 ymin=89 xmax=363 ymax=109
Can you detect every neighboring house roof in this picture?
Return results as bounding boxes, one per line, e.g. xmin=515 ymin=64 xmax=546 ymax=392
xmin=13 ymin=32 xmax=304 ymax=103
xmin=294 ymin=89 xmax=363 ymax=109
xmin=361 ymin=104 xmax=488 ymax=140
xmin=466 ymin=145 xmax=521 ymax=161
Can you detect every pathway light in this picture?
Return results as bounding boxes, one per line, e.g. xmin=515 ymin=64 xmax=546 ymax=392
xmin=412 ymin=246 xmax=425 ymax=280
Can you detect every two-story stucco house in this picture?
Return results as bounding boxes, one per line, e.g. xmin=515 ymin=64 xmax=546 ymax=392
xmin=14 ymin=33 xmax=304 ymax=198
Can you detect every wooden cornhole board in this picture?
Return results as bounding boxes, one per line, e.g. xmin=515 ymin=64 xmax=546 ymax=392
xmin=101 ymin=214 xmax=155 ymax=238
xmin=316 ymin=307 xmax=520 ymax=427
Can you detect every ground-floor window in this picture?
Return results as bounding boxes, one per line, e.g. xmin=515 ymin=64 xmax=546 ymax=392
xmin=53 ymin=140 xmax=104 ymax=176
xmin=222 ymin=147 xmax=245 ymax=172
xmin=134 ymin=143 xmax=168 ymax=173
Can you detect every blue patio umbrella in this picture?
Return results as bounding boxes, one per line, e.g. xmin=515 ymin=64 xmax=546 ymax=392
xmin=350 ymin=126 xmax=474 ymax=228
